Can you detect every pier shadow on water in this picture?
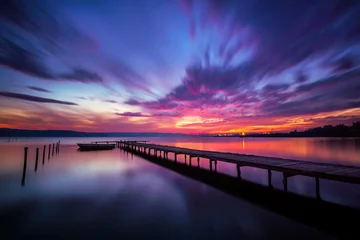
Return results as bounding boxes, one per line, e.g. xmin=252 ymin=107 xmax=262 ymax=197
xmin=124 ymin=148 xmax=360 ymax=240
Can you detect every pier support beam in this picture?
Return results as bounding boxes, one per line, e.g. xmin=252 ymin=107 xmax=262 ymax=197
xmin=237 ymin=164 xmax=241 ymax=179
xmin=268 ymin=169 xmax=272 ymax=188
xmin=185 ymin=155 xmax=187 ymax=165
xmin=283 ymin=173 xmax=288 ymax=192
xmin=174 ymin=154 xmax=177 ymax=162
xmin=48 ymin=144 xmax=51 ymax=160
xmin=316 ymin=177 xmax=321 ymax=200
xmin=197 ymin=157 xmax=200 ymax=167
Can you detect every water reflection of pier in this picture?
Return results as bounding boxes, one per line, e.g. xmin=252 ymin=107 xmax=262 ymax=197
xmin=119 ymin=141 xmax=360 ymax=239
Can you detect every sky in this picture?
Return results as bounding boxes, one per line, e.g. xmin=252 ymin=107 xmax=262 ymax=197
xmin=1 ymin=0 xmax=360 ymax=134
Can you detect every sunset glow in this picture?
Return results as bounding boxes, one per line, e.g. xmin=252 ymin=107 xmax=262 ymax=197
xmin=1 ymin=0 xmax=360 ymax=133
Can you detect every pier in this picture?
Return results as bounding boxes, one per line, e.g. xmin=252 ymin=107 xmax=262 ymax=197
xmin=116 ymin=140 xmax=360 ymax=239
xmin=118 ymin=141 xmax=360 ymax=198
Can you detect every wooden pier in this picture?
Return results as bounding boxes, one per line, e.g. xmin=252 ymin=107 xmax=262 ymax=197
xmin=118 ymin=141 xmax=360 ymax=198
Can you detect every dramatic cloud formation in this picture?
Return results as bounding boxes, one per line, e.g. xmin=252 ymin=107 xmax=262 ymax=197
xmin=1 ymin=0 xmax=360 ymax=133
xmin=0 ymin=92 xmax=78 ymax=105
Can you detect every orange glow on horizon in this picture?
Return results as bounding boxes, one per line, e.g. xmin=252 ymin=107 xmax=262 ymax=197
xmin=1 ymin=106 xmax=360 ymax=134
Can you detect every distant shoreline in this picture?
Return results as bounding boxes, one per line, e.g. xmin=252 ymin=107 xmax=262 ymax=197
xmin=1 ymin=121 xmax=360 ymax=138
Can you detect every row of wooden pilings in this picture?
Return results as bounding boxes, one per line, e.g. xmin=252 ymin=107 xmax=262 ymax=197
xmin=21 ymin=141 xmax=61 ymax=186
xmin=119 ymin=142 xmax=322 ymax=200
xmin=118 ymin=142 xmax=218 ymax=170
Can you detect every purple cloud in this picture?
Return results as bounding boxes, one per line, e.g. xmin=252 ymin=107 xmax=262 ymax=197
xmin=115 ymin=112 xmax=149 ymax=117
xmin=0 ymin=0 xmax=103 ymax=83
xmin=27 ymin=86 xmax=52 ymax=93
xmin=0 ymin=92 xmax=78 ymax=105
xmin=104 ymin=100 xmax=118 ymax=104
xmin=58 ymin=68 xmax=103 ymax=83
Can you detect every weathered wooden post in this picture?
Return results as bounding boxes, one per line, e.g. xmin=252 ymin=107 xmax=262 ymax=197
xmin=316 ymin=177 xmax=321 ymax=200
xmin=52 ymin=143 xmax=55 ymax=156
xmin=58 ymin=140 xmax=60 ymax=153
xmin=214 ymin=160 xmax=217 ymax=172
xmin=209 ymin=159 xmax=213 ymax=171
xmin=283 ymin=173 xmax=288 ymax=192
xmin=21 ymin=147 xmax=28 ymax=186
xmin=197 ymin=157 xmax=200 ymax=167
xmin=42 ymin=145 xmax=46 ymax=165
xmin=268 ymin=169 xmax=272 ymax=188
xmin=237 ymin=164 xmax=241 ymax=179
xmin=174 ymin=153 xmax=177 ymax=162
xmin=185 ymin=155 xmax=187 ymax=165
xmin=34 ymin=147 xmax=39 ymax=172
xmin=48 ymin=144 xmax=51 ymax=160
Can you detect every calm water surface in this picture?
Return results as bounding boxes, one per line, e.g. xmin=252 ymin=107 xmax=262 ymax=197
xmin=1 ymin=137 xmax=360 ymax=239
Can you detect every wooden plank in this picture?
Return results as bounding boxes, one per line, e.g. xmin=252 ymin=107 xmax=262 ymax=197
xmin=330 ymin=169 xmax=360 ymax=178
xmin=284 ymin=163 xmax=345 ymax=173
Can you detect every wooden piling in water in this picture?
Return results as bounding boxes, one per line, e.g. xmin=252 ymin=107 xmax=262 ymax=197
xmin=34 ymin=148 xmax=39 ymax=172
xmin=48 ymin=144 xmax=51 ymax=160
xmin=42 ymin=145 xmax=46 ymax=165
xmin=52 ymin=143 xmax=55 ymax=156
xmin=21 ymin=147 xmax=28 ymax=186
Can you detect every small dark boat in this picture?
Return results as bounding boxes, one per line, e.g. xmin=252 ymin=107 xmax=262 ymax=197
xmin=77 ymin=143 xmax=115 ymax=151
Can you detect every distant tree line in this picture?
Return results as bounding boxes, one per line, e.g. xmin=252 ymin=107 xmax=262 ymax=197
xmin=246 ymin=122 xmax=360 ymax=138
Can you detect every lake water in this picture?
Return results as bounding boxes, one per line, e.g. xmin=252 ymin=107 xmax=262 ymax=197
xmin=1 ymin=137 xmax=360 ymax=239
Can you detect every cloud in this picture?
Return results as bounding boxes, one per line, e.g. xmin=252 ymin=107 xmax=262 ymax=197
xmin=0 ymin=0 xmax=102 ymax=83
xmin=27 ymin=86 xmax=52 ymax=93
xmin=115 ymin=112 xmax=149 ymax=117
xmin=58 ymin=68 xmax=103 ymax=83
xmin=0 ymin=37 xmax=54 ymax=79
xmin=0 ymin=92 xmax=78 ymax=105
xmin=261 ymin=67 xmax=360 ymax=116
xmin=115 ymin=111 xmax=179 ymax=118
xmin=104 ymin=100 xmax=118 ymax=104
xmin=181 ymin=0 xmax=360 ymax=78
